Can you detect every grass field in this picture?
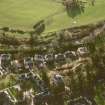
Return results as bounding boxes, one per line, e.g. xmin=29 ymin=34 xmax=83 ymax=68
xmin=0 ymin=0 xmax=105 ymax=33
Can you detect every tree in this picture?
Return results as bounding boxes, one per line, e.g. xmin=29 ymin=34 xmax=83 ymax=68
xmin=33 ymin=20 xmax=45 ymax=35
xmin=41 ymin=70 xmax=50 ymax=88
xmin=29 ymin=31 xmax=39 ymax=48
xmin=0 ymin=33 xmax=20 ymax=46
xmin=63 ymin=0 xmax=79 ymax=9
xmin=2 ymin=27 xmax=9 ymax=32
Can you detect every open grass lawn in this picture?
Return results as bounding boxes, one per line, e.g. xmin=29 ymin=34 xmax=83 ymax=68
xmin=0 ymin=0 xmax=62 ymax=31
xmin=0 ymin=0 xmax=105 ymax=33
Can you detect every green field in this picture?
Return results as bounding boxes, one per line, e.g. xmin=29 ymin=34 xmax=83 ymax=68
xmin=0 ymin=0 xmax=105 ymax=33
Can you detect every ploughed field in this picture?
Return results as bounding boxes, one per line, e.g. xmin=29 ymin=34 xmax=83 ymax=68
xmin=0 ymin=0 xmax=105 ymax=33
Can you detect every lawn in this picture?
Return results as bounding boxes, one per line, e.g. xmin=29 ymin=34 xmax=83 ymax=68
xmin=0 ymin=0 xmax=62 ymax=31
xmin=0 ymin=0 xmax=105 ymax=33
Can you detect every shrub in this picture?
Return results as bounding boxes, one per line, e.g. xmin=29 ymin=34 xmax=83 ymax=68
xmin=33 ymin=20 xmax=45 ymax=34
xmin=2 ymin=27 xmax=9 ymax=32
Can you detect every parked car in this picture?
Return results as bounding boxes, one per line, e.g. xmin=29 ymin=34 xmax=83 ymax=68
xmin=24 ymin=57 xmax=33 ymax=70
xmin=55 ymin=53 xmax=66 ymax=65
xmin=19 ymin=73 xmax=32 ymax=80
xmin=44 ymin=54 xmax=54 ymax=63
xmin=34 ymin=54 xmax=45 ymax=69
xmin=0 ymin=54 xmax=11 ymax=61
xmin=0 ymin=54 xmax=11 ymax=69
xmin=77 ymin=47 xmax=89 ymax=57
xmin=18 ymin=74 xmax=27 ymax=81
xmin=64 ymin=51 xmax=77 ymax=60
xmin=51 ymin=74 xmax=65 ymax=94
xmin=25 ymin=72 xmax=32 ymax=79
xmin=0 ymin=65 xmax=8 ymax=75
xmin=34 ymin=54 xmax=44 ymax=63
xmin=53 ymin=74 xmax=64 ymax=86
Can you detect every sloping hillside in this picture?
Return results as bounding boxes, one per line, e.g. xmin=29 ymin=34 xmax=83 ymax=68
xmin=0 ymin=0 xmax=105 ymax=33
